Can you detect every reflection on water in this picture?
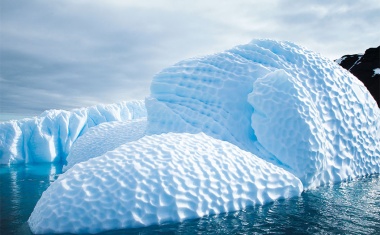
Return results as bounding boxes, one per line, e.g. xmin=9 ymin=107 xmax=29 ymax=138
xmin=0 ymin=164 xmax=62 ymax=235
xmin=1 ymin=164 xmax=379 ymax=235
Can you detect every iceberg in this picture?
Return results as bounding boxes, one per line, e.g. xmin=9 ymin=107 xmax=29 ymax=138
xmin=28 ymin=132 xmax=302 ymax=234
xmin=22 ymin=39 xmax=380 ymax=234
xmin=0 ymin=100 xmax=146 ymax=164
xmin=147 ymin=39 xmax=380 ymax=188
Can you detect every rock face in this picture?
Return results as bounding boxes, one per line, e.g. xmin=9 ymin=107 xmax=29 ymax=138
xmin=336 ymin=46 xmax=380 ymax=107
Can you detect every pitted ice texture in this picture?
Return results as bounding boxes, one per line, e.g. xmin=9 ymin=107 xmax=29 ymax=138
xmin=0 ymin=100 xmax=146 ymax=164
xmin=147 ymin=39 xmax=380 ymax=188
xmin=28 ymin=132 xmax=302 ymax=234
xmin=63 ymin=118 xmax=147 ymax=171
xmin=27 ymin=39 xmax=380 ymax=234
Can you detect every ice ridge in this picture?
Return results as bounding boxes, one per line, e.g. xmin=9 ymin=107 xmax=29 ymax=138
xmin=0 ymin=100 xmax=146 ymax=164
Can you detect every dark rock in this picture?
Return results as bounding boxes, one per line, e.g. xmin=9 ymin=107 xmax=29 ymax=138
xmin=335 ymin=46 xmax=380 ymax=108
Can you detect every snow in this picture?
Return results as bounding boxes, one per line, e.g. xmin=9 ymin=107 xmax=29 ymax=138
xmin=0 ymin=100 xmax=146 ymax=164
xmin=373 ymin=68 xmax=380 ymax=77
xmin=335 ymin=56 xmax=345 ymax=64
xmin=28 ymin=133 xmax=302 ymax=234
xmin=4 ymin=38 xmax=377 ymax=234
xmin=63 ymin=118 xmax=147 ymax=171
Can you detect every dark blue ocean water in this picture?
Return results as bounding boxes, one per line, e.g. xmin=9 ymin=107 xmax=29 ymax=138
xmin=1 ymin=164 xmax=379 ymax=235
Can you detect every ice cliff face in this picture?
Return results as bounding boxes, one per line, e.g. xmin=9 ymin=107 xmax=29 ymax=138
xmin=148 ymin=39 xmax=380 ymax=188
xmin=0 ymin=100 xmax=146 ymax=164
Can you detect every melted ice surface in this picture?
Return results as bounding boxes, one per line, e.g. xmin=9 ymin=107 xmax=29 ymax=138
xmin=148 ymin=39 xmax=380 ymax=188
xmin=64 ymin=118 xmax=147 ymax=171
xmin=28 ymin=133 xmax=302 ymax=234
xmin=0 ymin=100 xmax=146 ymax=164
xmin=249 ymin=69 xmax=380 ymax=188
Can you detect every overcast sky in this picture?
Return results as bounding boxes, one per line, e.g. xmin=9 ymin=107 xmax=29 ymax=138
xmin=1 ymin=0 xmax=379 ymax=118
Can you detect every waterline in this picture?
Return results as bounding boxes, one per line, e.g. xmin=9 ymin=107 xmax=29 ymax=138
xmin=1 ymin=164 xmax=379 ymax=234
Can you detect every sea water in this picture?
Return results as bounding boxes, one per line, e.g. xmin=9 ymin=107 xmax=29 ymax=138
xmin=1 ymin=164 xmax=379 ymax=234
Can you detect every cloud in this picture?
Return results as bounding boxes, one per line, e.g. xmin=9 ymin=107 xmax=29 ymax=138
xmin=1 ymin=0 xmax=379 ymax=117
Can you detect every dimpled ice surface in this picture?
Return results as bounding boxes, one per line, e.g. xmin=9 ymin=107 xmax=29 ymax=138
xmin=63 ymin=118 xmax=147 ymax=171
xmin=28 ymin=133 xmax=302 ymax=234
xmin=147 ymin=39 xmax=380 ymax=188
xmin=25 ymin=39 xmax=380 ymax=234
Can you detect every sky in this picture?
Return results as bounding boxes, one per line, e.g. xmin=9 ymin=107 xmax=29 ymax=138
xmin=1 ymin=0 xmax=379 ymax=119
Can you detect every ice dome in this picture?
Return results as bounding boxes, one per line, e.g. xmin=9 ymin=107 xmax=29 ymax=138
xmin=147 ymin=39 xmax=380 ymax=188
xmin=28 ymin=133 xmax=302 ymax=234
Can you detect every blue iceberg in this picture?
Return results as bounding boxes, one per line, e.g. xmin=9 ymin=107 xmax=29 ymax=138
xmin=0 ymin=100 xmax=146 ymax=164
xmin=1 ymin=39 xmax=378 ymax=234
